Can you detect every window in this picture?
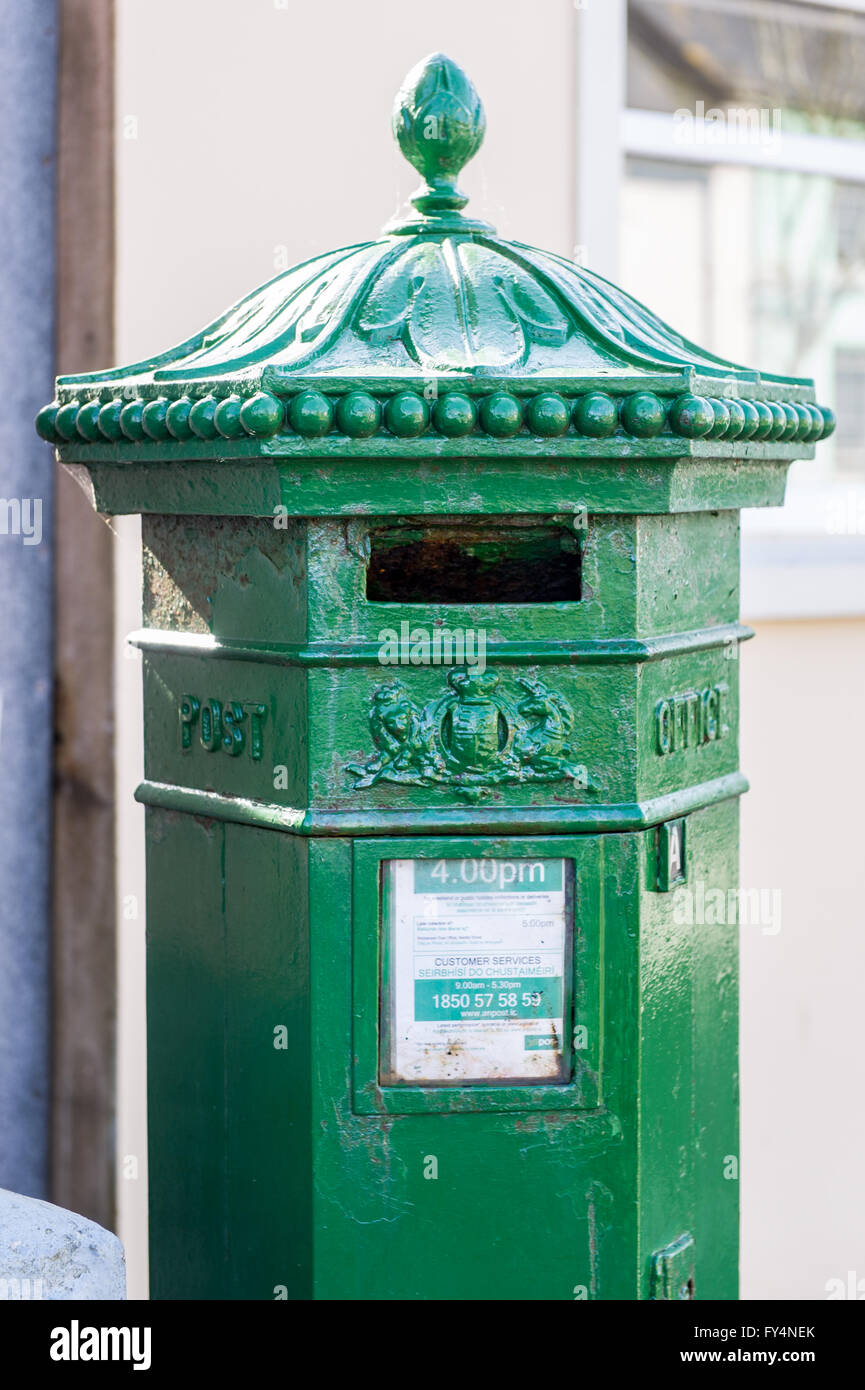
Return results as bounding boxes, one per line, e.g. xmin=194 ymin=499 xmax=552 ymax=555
xmin=623 ymin=1 xmax=865 ymax=486
xmin=833 ymin=347 xmax=865 ymax=472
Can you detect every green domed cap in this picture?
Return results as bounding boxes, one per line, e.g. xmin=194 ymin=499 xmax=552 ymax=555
xmin=38 ymin=54 xmax=833 ymax=462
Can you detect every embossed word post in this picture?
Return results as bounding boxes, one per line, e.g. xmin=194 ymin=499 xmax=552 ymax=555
xmin=38 ymin=54 xmax=832 ymax=1300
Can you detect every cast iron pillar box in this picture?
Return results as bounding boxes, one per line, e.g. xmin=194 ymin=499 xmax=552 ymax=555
xmin=39 ymin=55 xmax=833 ymax=1301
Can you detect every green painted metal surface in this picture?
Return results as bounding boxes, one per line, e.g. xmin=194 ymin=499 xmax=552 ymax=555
xmin=39 ymin=52 xmax=831 ymax=1300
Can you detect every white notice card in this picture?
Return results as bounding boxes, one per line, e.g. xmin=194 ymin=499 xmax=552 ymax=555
xmin=383 ymin=857 xmax=571 ymax=1084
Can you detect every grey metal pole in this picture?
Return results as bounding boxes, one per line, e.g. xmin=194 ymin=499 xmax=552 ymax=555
xmin=0 ymin=0 xmax=58 ymax=1198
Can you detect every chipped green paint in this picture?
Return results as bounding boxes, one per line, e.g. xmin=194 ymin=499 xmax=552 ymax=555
xmin=39 ymin=52 xmax=831 ymax=1300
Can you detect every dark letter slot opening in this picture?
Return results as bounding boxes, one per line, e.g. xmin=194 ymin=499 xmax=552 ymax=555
xmin=365 ymin=522 xmax=582 ymax=604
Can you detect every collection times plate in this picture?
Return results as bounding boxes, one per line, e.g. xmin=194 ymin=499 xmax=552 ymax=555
xmin=382 ymin=857 xmax=572 ymax=1085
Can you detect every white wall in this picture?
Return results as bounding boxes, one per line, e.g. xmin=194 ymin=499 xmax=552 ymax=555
xmin=740 ymin=619 xmax=865 ymax=1300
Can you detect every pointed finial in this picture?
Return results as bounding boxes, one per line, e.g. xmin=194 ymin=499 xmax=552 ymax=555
xmin=392 ymin=53 xmax=486 ymax=222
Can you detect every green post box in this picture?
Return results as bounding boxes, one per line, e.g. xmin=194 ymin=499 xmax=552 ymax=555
xmin=38 ymin=54 xmax=833 ymax=1301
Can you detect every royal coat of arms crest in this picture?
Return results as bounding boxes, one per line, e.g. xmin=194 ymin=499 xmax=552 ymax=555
xmin=347 ymin=670 xmax=586 ymax=800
